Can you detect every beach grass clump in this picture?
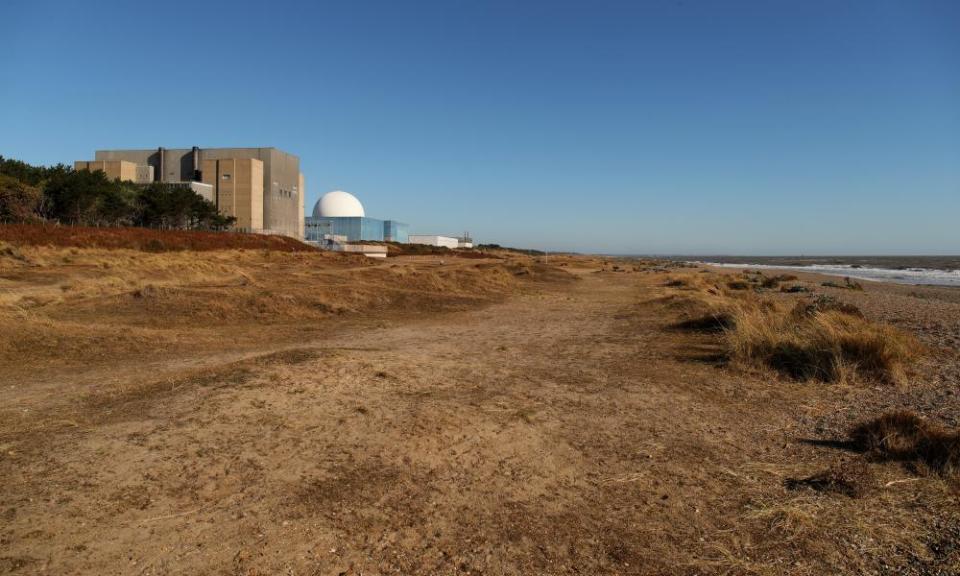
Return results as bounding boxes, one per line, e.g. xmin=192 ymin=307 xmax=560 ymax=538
xmin=760 ymin=274 xmax=798 ymax=289
xmin=664 ymin=275 xmax=713 ymax=289
xmin=664 ymin=274 xmax=725 ymax=293
xmin=672 ymin=310 xmax=736 ymax=333
xmin=822 ymin=277 xmax=865 ymax=291
xmin=790 ymin=295 xmax=864 ymax=319
xmin=724 ymin=301 xmax=918 ymax=384
xmin=850 ymin=411 xmax=960 ymax=475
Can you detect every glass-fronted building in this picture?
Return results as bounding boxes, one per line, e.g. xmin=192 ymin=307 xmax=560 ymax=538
xmin=305 ymin=216 xmax=408 ymax=243
xmin=383 ymin=220 xmax=409 ymax=243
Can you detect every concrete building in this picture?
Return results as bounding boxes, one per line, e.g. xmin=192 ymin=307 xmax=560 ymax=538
xmin=200 ymin=158 xmax=263 ymax=231
xmin=78 ymin=147 xmax=304 ymax=238
xmin=312 ymin=233 xmax=389 ymax=258
xmin=340 ymin=244 xmax=388 ymax=258
xmin=305 ymin=190 xmax=408 ymax=243
xmin=74 ymin=160 xmax=153 ymax=184
xmin=408 ymin=235 xmax=460 ymax=249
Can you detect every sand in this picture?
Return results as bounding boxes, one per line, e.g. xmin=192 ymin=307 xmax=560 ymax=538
xmin=1 ymin=248 xmax=959 ymax=575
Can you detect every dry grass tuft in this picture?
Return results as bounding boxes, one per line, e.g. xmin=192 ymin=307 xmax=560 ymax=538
xmin=850 ymin=411 xmax=960 ymax=475
xmin=664 ymin=277 xmax=695 ymax=288
xmin=785 ymin=459 xmax=876 ymax=498
xmin=662 ymin=272 xmax=917 ymax=384
xmin=725 ymin=301 xmax=919 ymax=384
xmin=760 ymin=274 xmax=798 ymax=289
xmin=663 ymin=272 xmax=738 ymax=297
xmin=790 ymin=295 xmax=864 ymax=319
xmin=822 ymin=277 xmax=865 ymax=291
xmin=672 ymin=311 xmax=736 ymax=333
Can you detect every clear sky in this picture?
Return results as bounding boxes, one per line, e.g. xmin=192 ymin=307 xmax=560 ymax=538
xmin=2 ymin=0 xmax=958 ymax=254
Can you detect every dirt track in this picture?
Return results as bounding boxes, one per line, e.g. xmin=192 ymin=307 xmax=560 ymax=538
xmin=2 ymin=256 xmax=959 ymax=575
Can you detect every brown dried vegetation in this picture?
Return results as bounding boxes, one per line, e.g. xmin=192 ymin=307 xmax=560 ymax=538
xmin=663 ymin=270 xmax=920 ymax=384
xmin=2 ymin=249 xmax=957 ymax=575
xmin=785 ymin=459 xmax=877 ymax=498
xmin=851 ymin=411 xmax=960 ymax=475
xmin=0 ymin=223 xmax=317 ymax=252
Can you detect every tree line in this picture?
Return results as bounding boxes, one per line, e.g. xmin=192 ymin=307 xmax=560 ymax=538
xmin=0 ymin=156 xmax=235 ymax=229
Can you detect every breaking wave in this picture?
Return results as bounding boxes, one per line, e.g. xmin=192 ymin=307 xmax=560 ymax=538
xmin=693 ymin=262 xmax=960 ymax=287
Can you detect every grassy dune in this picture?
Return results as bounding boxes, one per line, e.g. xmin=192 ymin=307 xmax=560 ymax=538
xmin=664 ymin=269 xmax=920 ymax=384
xmin=0 ymin=230 xmax=573 ymax=373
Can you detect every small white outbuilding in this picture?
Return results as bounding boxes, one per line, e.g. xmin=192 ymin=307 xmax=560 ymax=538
xmin=408 ymin=235 xmax=460 ymax=249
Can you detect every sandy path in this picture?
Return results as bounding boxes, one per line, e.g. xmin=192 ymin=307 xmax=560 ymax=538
xmin=0 ymin=269 xmax=952 ymax=575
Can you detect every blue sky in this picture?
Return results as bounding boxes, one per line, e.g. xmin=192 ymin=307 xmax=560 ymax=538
xmin=2 ymin=0 xmax=958 ymax=254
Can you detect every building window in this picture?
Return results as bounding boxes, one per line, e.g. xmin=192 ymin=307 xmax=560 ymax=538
xmin=222 ymin=174 xmax=231 ymax=180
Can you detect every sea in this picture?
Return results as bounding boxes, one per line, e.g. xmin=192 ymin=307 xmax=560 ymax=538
xmin=671 ymin=256 xmax=960 ymax=287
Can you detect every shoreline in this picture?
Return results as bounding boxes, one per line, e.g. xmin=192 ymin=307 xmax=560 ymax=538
xmin=690 ymin=260 xmax=960 ymax=287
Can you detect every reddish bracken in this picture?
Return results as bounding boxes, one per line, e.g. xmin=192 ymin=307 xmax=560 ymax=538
xmin=0 ymin=223 xmax=317 ymax=252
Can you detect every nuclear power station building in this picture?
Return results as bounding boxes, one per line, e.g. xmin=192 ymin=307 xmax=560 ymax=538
xmin=305 ymin=190 xmax=408 ymax=243
xmin=75 ymin=147 xmax=305 ymax=238
xmin=73 ymin=148 xmax=469 ymax=250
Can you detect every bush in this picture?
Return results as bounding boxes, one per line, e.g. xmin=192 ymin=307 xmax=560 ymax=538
xmin=850 ymin=411 xmax=960 ymax=475
xmin=822 ymin=277 xmax=864 ymax=291
xmin=0 ymin=155 xmax=53 ymax=186
xmin=790 ymin=295 xmax=863 ymax=319
xmin=1 ymin=156 xmax=235 ymax=230
xmin=0 ymin=174 xmax=41 ymax=223
xmin=760 ymin=274 xmax=798 ymax=289
xmin=725 ymin=304 xmax=918 ymax=384
xmin=142 ymin=238 xmax=166 ymax=252
xmin=672 ymin=312 xmax=735 ymax=333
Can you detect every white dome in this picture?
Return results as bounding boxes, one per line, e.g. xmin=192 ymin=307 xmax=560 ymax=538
xmin=313 ymin=190 xmax=365 ymax=218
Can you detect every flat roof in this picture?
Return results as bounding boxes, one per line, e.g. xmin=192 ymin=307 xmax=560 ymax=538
xmin=94 ymin=146 xmax=298 ymax=159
